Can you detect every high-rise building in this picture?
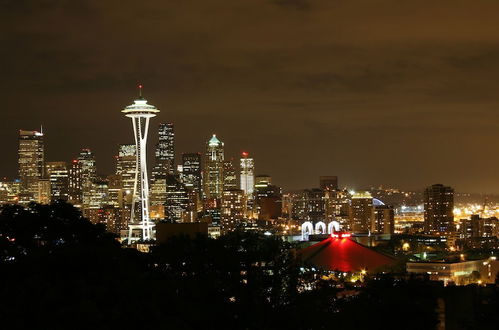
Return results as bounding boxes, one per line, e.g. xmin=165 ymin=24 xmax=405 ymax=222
xmin=253 ymin=176 xmax=281 ymax=221
xmin=349 ymin=191 xmax=374 ymax=233
xmin=320 ymin=176 xmax=338 ymax=191
xmin=116 ymin=144 xmax=136 ymax=193
xmin=45 ymin=161 xmax=69 ymax=201
xmin=68 ymin=159 xmax=82 ymax=204
xmin=106 ymin=174 xmax=122 ymax=208
xmin=324 ymin=189 xmax=350 ymax=228
xmin=153 ymin=123 xmax=175 ymax=178
xmin=223 ymin=159 xmax=237 ymax=190
xmin=68 ymin=149 xmax=97 ymax=205
xmin=203 ymin=134 xmax=224 ymax=200
xmin=122 ymin=87 xmax=159 ymax=242
xmin=37 ymin=179 xmax=51 ymax=205
xmin=291 ymin=189 xmax=325 ymax=223
xmin=18 ymin=129 xmax=44 ymax=202
xmin=182 ymin=153 xmax=202 ymax=195
xmin=165 ymin=174 xmax=192 ymax=222
xmin=86 ymin=179 xmax=110 ymax=210
xmin=240 ymin=152 xmax=254 ymax=198
xmin=221 ymin=189 xmax=245 ymax=234
xmin=115 ymin=144 xmax=136 ymax=230
xmin=78 ymin=149 xmax=97 ymax=182
xmin=424 ymin=184 xmax=454 ymax=235
xmin=373 ymin=204 xmax=395 ymax=235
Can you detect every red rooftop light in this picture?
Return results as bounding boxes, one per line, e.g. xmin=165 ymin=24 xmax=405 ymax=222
xmin=331 ymin=232 xmax=351 ymax=239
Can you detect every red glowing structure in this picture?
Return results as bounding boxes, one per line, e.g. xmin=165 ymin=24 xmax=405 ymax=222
xmin=331 ymin=232 xmax=351 ymax=239
xmin=297 ymin=235 xmax=395 ymax=272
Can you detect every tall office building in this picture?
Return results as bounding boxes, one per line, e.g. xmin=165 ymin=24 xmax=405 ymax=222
xmin=37 ymin=179 xmax=51 ymax=205
xmin=221 ymin=189 xmax=245 ymax=234
xmin=203 ymin=134 xmax=224 ymax=199
xmin=122 ymin=87 xmax=159 ymax=242
xmin=240 ymin=152 xmax=254 ymax=198
xmin=45 ymin=161 xmax=69 ymax=201
xmin=324 ymin=189 xmax=351 ymax=230
xmin=320 ymin=176 xmax=338 ymax=191
xmin=349 ymin=191 xmax=374 ymax=233
xmin=223 ymin=159 xmax=237 ymax=190
xmin=78 ymin=149 xmax=97 ymax=181
xmin=291 ymin=189 xmax=325 ymax=223
xmin=68 ymin=159 xmax=82 ymax=204
xmin=373 ymin=204 xmax=395 ymax=235
xmin=74 ymin=148 xmax=97 ymax=206
xmin=182 ymin=153 xmax=202 ymax=195
xmin=153 ymin=123 xmax=175 ymax=178
xmin=165 ymin=174 xmax=192 ymax=221
xmin=116 ymin=144 xmax=136 ymax=193
xmin=253 ymin=175 xmax=281 ymax=221
xmin=424 ymin=184 xmax=455 ymax=235
xmin=18 ymin=129 xmax=44 ymax=202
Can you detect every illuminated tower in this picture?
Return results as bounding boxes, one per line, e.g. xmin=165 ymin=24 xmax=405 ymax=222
xmin=203 ymin=134 xmax=224 ymax=199
xmin=18 ymin=129 xmax=44 ymax=202
xmin=182 ymin=153 xmax=202 ymax=195
xmin=424 ymin=184 xmax=454 ymax=235
xmin=122 ymin=86 xmax=160 ymax=242
xmin=153 ymin=123 xmax=175 ymax=178
xmin=239 ymin=152 xmax=254 ymax=198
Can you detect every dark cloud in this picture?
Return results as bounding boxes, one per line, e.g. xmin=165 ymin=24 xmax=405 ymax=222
xmin=1 ymin=0 xmax=498 ymax=193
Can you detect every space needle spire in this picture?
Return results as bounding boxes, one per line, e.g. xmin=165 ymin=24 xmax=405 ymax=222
xmin=122 ymin=85 xmax=160 ymax=243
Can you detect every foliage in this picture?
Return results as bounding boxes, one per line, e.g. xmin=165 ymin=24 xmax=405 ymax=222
xmin=0 ymin=202 xmax=456 ymax=329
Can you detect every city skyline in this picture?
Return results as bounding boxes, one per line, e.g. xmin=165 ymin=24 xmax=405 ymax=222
xmin=2 ymin=122 xmax=498 ymax=195
xmin=2 ymin=1 xmax=499 ymax=194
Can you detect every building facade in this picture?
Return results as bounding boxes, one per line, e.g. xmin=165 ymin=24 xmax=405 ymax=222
xmin=182 ymin=153 xmax=202 ymax=196
xmin=240 ymin=152 xmax=254 ymax=198
xmin=18 ymin=129 xmax=44 ymax=202
xmin=203 ymin=134 xmax=224 ymax=200
xmin=153 ymin=123 xmax=175 ymax=178
xmin=349 ymin=191 xmax=374 ymax=233
xmin=424 ymin=184 xmax=454 ymax=235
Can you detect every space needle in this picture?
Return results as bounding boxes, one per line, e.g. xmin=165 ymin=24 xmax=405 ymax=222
xmin=122 ymin=85 xmax=159 ymax=243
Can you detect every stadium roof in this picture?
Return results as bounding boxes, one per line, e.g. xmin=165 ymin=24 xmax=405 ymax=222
xmin=297 ymin=237 xmax=395 ymax=272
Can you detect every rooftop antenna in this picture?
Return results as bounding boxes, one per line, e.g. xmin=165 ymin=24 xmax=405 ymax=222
xmin=40 ymin=124 xmax=43 ymax=135
xmin=138 ymin=84 xmax=143 ymax=98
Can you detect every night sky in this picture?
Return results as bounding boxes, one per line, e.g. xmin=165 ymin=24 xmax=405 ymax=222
xmin=1 ymin=0 xmax=499 ymax=193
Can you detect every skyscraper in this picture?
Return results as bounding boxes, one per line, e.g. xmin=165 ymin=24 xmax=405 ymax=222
xmin=203 ymin=134 xmax=224 ymax=200
xmin=182 ymin=153 xmax=202 ymax=195
xmin=122 ymin=87 xmax=159 ymax=242
xmin=349 ymin=191 xmax=374 ymax=233
xmin=116 ymin=144 xmax=136 ymax=193
xmin=68 ymin=159 xmax=82 ymax=204
xmin=253 ymin=175 xmax=282 ymax=221
xmin=240 ymin=152 xmax=254 ymax=198
xmin=45 ymin=161 xmax=69 ymax=201
xmin=424 ymin=184 xmax=454 ymax=235
xmin=77 ymin=148 xmax=97 ymax=207
xmin=165 ymin=174 xmax=192 ymax=222
xmin=153 ymin=123 xmax=175 ymax=177
xmin=223 ymin=159 xmax=237 ymax=190
xmin=373 ymin=204 xmax=395 ymax=235
xmin=78 ymin=149 xmax=97 ymax=181
xmin=221 ymin=189 xmax=245 ymax=234
xmin=18 ymin=129 xmax=44 ymax=202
